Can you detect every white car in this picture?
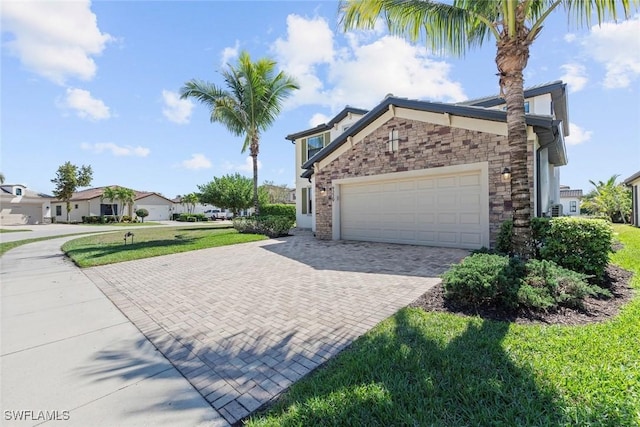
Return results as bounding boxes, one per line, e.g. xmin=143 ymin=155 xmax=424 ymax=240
xmin=207 ymin=209 xmax=233 ymax=220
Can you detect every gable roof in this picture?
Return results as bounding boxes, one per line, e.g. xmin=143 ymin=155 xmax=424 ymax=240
xmin=300 ymin=96 xmax=567 ymax=173
xmin=51 ymin=186 xmax=173 ymax=203
xmin=624 ymin=171 xmax=640 ymax=185
xmin=285 ymin=106 xmax=369 ymax=141
xmin=458 ymin=80 xmax=569 ymax=135
xmin=0 ymin=185 xmax=53 ymax=198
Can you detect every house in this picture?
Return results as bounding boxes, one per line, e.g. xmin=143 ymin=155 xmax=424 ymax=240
xmin=0 ymin=184 xmax=53 ymax=225
xmin=51 ymin=186 xmax=175 ymax=222
xmin=559 ymin=185 xmax=583 ymax=216
xmin=262 ymin=184 xmax=296 ymax=204
xmin=286 ymin=81 xmax=569 ymax=249
xmin=624 ymin=171 xmax=640 ymax=227
xmin=170 ymin=196 xmax=223 ymax=217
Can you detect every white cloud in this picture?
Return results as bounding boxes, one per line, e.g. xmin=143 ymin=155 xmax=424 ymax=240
xmin=565 ymin=123 xmax=593 ymax=146
xmin=272 ymin=14 xmax=465 ymax=112
xmin=560 ymin=63 xmax=588 ymax=93
xmin=223 ymin=157 xmax=261 ymax=174
xmin=179 ymin=154 xmax=212 ymax=170
xmin=81 ymin=142 xmax=150 ymax=157
xmin=564 ymin=33 xmax=577 ymax=43
xmin=221 ymin=40 xmax=240 ymax=66
xmin=582 ymin=16 xmax=640 ymax=89
xmin=162 ymin=90 xmax=193 ymax=124
xmin=1 ymin=0 xmax=113 ymax=85
xmin=62 ymin=88 xmax=110 ymax=120
xmin=309 ymin=113 xmax=331 ymax=127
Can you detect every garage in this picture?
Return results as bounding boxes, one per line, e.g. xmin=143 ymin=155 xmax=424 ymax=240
xmin=338 ymin=168 xmax=489 ymax=249
xmin=136 ymin=205 xmax=170 ymax=221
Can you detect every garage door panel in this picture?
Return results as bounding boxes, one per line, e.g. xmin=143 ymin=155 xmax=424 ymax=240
xmin=340 ymin=168 xmax=486 ymax=249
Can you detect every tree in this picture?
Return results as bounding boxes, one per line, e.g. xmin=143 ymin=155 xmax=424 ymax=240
xmin=582 ymin=175 xmax=631 ymax=223
xmin=260 ymin=180 xmax=291 ymax=204
xmin=51 ymin=162 xmax=93 ymax=222
xmin=0 ymin=172 xmax=5 ymax=184
xmin=116 ymin=187 xmax=136 ymax=222
xmin=135 ymin=208 xmax=149 ymax=223
xmin=101 ymin=186 xmax=119 ymax=221
xmin=198 ymin=173 xmax=253 ymax=216
xmin=341 ymin=0 xmax=636 ymax=258
xmin=181 ymin=192 xmax=199 ymax=214
xmin=180 ymin=51 xmax=299 ymax=216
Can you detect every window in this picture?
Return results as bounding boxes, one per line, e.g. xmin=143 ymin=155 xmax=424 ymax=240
xmin=15 ymin=188 xmax=22 ymax=196
xmin=307 ymin=135 xmax=324 ymax=160
xmin=570 ymin=201 xmax=577 ymax=213
xmin=55 ymin=205 xmax=62 ymax=216
xmin=74 ymin=204 xmax=79 ymax=209
xmin=301 ymin=187 xmax=312 ymax=215
xmin=502 ymin=101 xmax=529 ymax=113
xmin=389 ymin=129 xmax=399 ymax=152
xmin=100 ymin=204 xmax=118 ymax=216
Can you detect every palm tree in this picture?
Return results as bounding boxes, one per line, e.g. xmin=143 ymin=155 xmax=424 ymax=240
xmin=341 ymin=0 xmax=636 ymax=258
xmin=182 ymin=192 xmax=199 ymax=214
xmin=583 ymin=175 xmax=631 ymax=223
xmin=180 ymin=51 xmax=299 ymax=215
xmin=0 ymin=172 xmax=5 ymax=184
xmin=116 ymin=187 xmax=136 ymax=222
xmin=101 ymin=186 xmax=119 ymax=221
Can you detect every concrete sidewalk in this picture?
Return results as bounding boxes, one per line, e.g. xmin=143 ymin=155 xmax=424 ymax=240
xmin=0 ymin=237 xmax=226 ymax=426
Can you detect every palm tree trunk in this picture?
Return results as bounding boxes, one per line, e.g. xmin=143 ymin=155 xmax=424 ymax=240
xmin=496 ymin=24 xmax=533 ymax=259
xmin=251 ymin=137 xmax=260 ymax=216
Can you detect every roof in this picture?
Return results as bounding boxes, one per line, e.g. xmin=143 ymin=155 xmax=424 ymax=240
xmin=0 ymin=185 xmax=53 ymax=198
xmin=301 ymin=96 xmax=567 ymax=172
xmin=458 ymin=80 xmax=569 ymax=136
xmin=285 ymin=106 xmax=369 ymax=141
xmin=560 ymin=189 xmax=583 ymax=198
xmin=624 ymin=171 xmax=640 ymax=185
xmin=51 ymin=186 xmax=173 ymax=203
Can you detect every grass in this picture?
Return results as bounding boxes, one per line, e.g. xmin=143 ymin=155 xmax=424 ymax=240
xmin=62 ymin=226 xmax=267 ymax=267
xmin=248 ymin=224 xmax=640 ymax=427
xmin=78 ymin=221 xmax=163 ymax=226
xmin=0 ymin=228 xmax=31 ymax=233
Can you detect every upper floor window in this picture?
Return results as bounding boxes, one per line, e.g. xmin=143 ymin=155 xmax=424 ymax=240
xmin=570 ymin=201 xmax=577 ymax=213
xmin=307 ymin=135 xmax=324 ymax=160
xmin=15 ymin=188 xmax=22 ymax=196
xmin=502 ymin=101 xmax=529 ymax=113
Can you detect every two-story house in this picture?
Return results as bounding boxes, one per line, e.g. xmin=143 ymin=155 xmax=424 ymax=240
xmin=286 ymin=81 xmax=569 ymax=250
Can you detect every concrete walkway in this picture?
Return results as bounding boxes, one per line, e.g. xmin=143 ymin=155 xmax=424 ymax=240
xmin=1 ymin=231 xmax=467 ymax=426
xmin=1 ymin=237 xmax=226 ymax=426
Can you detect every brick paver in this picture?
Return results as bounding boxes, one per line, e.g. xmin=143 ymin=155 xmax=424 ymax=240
xmin=84 ymin=230 xmax=467 ymax=424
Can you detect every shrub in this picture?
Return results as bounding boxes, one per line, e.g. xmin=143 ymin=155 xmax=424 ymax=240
xmin=233 ymin=215 xmax=294 ymax=238
xmin=495 ymin=217 xmax=550 ymax=257
xmin=539 ymin=217 xmax=612 ymax=281
xmin=135 ymin=208 xmax=149 ymax=223
xmin=121 ymin=215 xmax=132 ymax=223
xmin=442 ymin=254 xmax=522 ymax=309
xmin=260 ymin=204 xmax=296 ymax=221
xmin=495 ymin=220 xmax=513 ymax=254
xmin=177 ymin=213 xmax=206 ymax=222
xmin=518 ymin=259 xmax=609 ymax=310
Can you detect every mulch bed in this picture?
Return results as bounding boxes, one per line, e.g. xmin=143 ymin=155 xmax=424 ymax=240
xmin=410 ymin=263 xmax=635 ymax=326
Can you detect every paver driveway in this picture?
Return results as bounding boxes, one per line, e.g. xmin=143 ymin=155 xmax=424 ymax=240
xmin=85 ymin=230 xmax=468 ymax=424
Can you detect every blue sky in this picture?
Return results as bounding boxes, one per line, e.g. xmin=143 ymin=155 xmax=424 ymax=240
xmin=2 ymin=1 xmax=638 ymax=199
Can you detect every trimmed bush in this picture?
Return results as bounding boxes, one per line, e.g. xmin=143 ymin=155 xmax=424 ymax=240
xmin=539 ymin=217 xmax=612 ymax=281
xmin=495 ymin=217 xmax=550 ymax=257
xmin=442 ymin=254 xmax=522 ymax=308
xmin=233 ymin=215 xmax=294 ymax=238
xmin=135 ymin=208 xmax=149 ymax=223
xmin=260 ymin=204 xmax=296 ymax=221
xmin=177 ymin=213 xmax=207 ymax=222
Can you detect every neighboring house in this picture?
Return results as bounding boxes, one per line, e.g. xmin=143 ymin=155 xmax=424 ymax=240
xmin=559 ymin=185 xmax=583 ymax=216
xmin=51 ymin=186 xmax=174 ymax=222
xmin=286 ymin=81 xmax=569 ymax=250
xmin=262 ymin=184 xmax=296 ymax=204
xmin=0 ymin=184 xmax=53 ymax=225
xmin=624 ymin=171 xmax=640 ymax=227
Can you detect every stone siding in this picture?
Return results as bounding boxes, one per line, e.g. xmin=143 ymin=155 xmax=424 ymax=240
xmin=314 ymin=116 xmax=534 ymax=246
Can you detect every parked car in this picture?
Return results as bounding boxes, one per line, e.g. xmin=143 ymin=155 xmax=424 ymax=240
xmin=207 ymin=209 xmax=233 ymax=220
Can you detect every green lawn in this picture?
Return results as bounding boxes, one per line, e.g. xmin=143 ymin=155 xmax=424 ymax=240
xmin=62 ymin=226 xmax=267 ymax=267
xmin=78 ymin=221 xmax=163 ymax=226
xmin=248 ymin=224 xmax=640 ymax=426
xmin=0 ymin=228 xmax=31 ymax=233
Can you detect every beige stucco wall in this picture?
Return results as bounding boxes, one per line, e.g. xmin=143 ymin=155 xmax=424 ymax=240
xmin=313 ymin=116 xmax=535 ymax=246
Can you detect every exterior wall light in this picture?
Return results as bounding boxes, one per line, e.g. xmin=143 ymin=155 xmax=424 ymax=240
xmin=501 ymin=167 xmax=511 ymax=183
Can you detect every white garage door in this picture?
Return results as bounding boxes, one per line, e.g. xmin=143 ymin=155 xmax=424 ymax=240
xmin=137 ymin=205 xmax=170 ymax=221
xmin=340 ymin=170 xmax=487 ymax=249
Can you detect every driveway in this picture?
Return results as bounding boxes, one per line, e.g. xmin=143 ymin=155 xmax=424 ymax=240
xmin=84 ymin=230 xmax=468 ymax=424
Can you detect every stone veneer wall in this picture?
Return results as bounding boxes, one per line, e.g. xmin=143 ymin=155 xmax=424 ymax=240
xmin=314 ymin=116 xmax=534 ymax=246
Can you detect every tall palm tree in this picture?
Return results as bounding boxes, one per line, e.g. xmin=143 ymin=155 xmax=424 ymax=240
xmin=101 ymin=186 xmax=119 ymax=221
xmin=180 ymin=51 xmax=299 ymax=215
xmin=116 ymin=187 xmax=136 ymax=222
xmin=341 ymin=0 xmax=636 ymax=258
